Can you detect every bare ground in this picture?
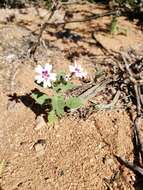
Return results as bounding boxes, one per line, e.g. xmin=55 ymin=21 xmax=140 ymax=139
xmin=0 ymin=3 xmax=143 ymax=190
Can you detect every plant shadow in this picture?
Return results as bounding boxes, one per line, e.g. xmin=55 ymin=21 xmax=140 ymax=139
xmin=8 ymin=89 xmax=49 ymax=120
xmin=0 ymin=0 xmax=37 ymax=9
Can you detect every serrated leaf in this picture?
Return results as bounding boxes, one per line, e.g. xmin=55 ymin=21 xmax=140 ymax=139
xmin=66 ymin=97 xmax=83 ymax=109
xmin=31 ymin=92 xmax=50 ymax=105
xmin=48 ymin=110 xmax=58 ymax=124
xmin=52 ymin=96 xmax=65 ymax=117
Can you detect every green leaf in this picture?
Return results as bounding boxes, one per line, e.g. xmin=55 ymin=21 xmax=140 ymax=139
xmin=56 ymin=71 xmax=66 ymax=81
xmin=52 ymin=96 xmax=65 ymax=117
xmin=48 ymin=110 xmax=58 ymax=124
xmin=31 ymin=92 xmax=50 ymax=105
xmin=110 ymin=16 xmax=118 ymax=35
xmin=53 ymin=71 xmax=75 ymax=93
xmin=66 ymin=97 xmax=83 ymax=109
xmin=53 ymin=81 xmax=75 ymax=92
xmin=62 ymin=81 xmax=75 ymax=91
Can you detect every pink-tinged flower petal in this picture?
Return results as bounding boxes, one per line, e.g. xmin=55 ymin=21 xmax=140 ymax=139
xmin=49 ymin=73 xmax=57 ymax=82
xmin=35 ymin=75 xmax=44 ymax=84
xmin=43 ymin=80 xmax=52 ymax=88
xmin=44 ymin=64 xmax=52 ymax=72
xmin=75 ymin=71 xmax=87 ymax=78
xmin=76 ymin=64 xmax=82 ymax=70
xmin=35 ymin=65 xmax=43 ymax=74
xmin=82 ymin=72 xmax=87 ymax=77
xmin=69 ymin=65 xmax=76 ymax=73
xmin=69 ymin=62 xmax=87 ymax=79
xmin=35 ymin=64 xmax=57 ymax=88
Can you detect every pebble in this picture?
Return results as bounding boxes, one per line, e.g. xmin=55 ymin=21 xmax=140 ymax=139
xmin=34 ymin=116 xmax=47 ymax=131
xmin=33 ymin=139 xmax=46 ymax=156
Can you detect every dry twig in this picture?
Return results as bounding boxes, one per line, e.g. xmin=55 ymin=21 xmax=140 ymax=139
xmin=115 ymin=52 xmax=143 ymax=183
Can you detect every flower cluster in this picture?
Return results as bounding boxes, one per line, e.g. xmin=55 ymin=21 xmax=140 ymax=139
xmin=35 ymin=62 xmax=87 ymax=88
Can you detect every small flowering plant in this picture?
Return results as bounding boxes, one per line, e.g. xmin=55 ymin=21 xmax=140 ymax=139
xmin=69 ymin=61 xmax=87 ymax=79
xmin=31 ymin=62 xmax=87 ymax=124
xmin=35 ymin=64 xmax=57 ymax=88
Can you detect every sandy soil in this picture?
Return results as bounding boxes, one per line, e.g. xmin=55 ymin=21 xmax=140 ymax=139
xmin=0 ymin=2 xmax=143 ymax=190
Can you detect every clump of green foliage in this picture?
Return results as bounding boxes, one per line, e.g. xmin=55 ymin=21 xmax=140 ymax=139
xmin=43 ymin=0 xmax=53 ymax=9
xmin=32 ymin=72 xmax=83 ymax=124
xmin=110 ymin=16 xmax=127 ymax=35
xmin=109 ymin=0 xmax=142 ymax=34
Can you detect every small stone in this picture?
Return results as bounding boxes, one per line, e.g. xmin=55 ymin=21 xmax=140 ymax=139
xmin=33 ymin=139 xmax=46 ymax=156
xmin=106 ymin=158 xmax=114 ymax=165
xmin=6 ymin=53 xmax=16 ymax=63
xmin=35 ymin=116 xmax=47 ymax=130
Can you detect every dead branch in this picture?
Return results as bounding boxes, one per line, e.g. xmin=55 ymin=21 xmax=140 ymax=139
xmin=43 ymin=10 xmax=120 ymax=26
xmin=29 ymin=0 xmax=60 ymax=57
xmin=115 ymin=155 xmax=143 ymax=175
xmin=115 ymin=51 xmax=143 ymax=179
xmin=29 ymin=9 xmax=120 ymax=58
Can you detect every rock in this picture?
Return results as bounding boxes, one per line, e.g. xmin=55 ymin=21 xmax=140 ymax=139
xmin=33 ymin=139 xmax=46 ymax=156
xmin=34 ymin=115 xmax=47 ymax=131
xmin=6 ymin=53 xmax=16 ymax=63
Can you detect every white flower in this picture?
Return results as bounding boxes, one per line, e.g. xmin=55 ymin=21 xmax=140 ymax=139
xmin=69 ymin=62 xmax=87 ymax=78
xmin=35 ymin=64 xmax=56 ymax=88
